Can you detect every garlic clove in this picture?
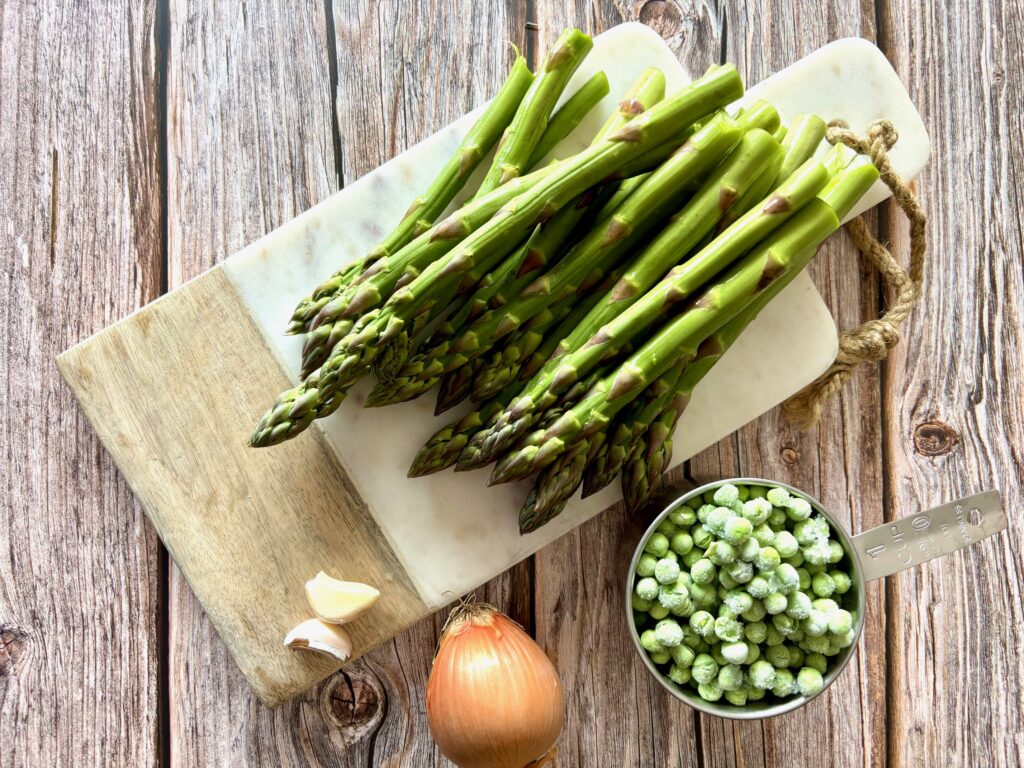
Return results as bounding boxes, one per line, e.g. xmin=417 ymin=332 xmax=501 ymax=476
xmin=284 ymin=618 xmax=353 ymax=662
xmin=305 ymin=571 xmax=380 ymax=624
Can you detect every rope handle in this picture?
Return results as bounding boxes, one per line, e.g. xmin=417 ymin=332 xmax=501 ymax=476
xmin=782 ymin=119 xmax=928 ymax=428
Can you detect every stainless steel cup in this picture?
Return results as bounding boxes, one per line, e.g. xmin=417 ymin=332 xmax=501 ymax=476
xmin=625 ymin=478 xmax=1007 ymax=719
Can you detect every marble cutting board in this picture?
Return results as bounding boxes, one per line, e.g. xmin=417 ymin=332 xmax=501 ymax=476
xmin=56 ymin=23 xmax=929 ymax=706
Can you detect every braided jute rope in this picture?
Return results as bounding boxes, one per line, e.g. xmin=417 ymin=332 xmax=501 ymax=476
xmin=781 ymin=119 xmax=927 ymax=428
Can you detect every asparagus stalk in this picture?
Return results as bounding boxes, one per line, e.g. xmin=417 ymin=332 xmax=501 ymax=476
xmin=596 ymin=67 xmax=667 ymax=137
xmin=488 ymin=163 xmax=879 ymax=484
xmin=462 ymin=153 xmax=829 ymax=469
xmin=287 ymin=55 xmax=535 ymax=334
xmin=519 ymin=433 xmax=605 ymax=533
xmin=526 ymin=71 xmax=610 ymax=167
xmin=477 ymin=29 xmax=593 ymax=194
xmin=777 ymin=114 xmax=828 ymax=181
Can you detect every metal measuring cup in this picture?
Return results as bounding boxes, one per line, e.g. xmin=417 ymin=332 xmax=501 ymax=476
xmin=625 ymin=477 xmax=1007 ymax=719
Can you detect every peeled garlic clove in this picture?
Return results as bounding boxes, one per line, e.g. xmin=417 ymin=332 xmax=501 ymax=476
xmin=284 ymin=618 xmax=353 ymax=662
xmin=305 ymin=571 xmax=380 ymax=624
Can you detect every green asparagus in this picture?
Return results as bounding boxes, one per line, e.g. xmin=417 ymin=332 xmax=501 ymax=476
xmin=526 ymin=70 xmax=610 ymax=167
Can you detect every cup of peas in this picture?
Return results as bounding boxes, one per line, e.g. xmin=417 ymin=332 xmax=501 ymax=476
xmin=626 ymin=478 xmax=1005 ymax=718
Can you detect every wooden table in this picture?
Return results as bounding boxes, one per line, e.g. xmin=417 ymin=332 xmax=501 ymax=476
xmin=2 ymin=1 xmax=1021 ymax=765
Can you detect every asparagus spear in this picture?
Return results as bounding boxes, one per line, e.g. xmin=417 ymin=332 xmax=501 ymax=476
xmin=462 ymin=154 xmax=829 ymax=469
xmin=526 ymin=71 xmax=610 ymax=167
xmin=777 ymin=114 xmax=828 ymax=181
xmin=477 ymin=29 xmax=593 ymax=194
xmin=488 ymin=163 xmax=879 ymax=484
xmin=519 ymin=433 xmax=605 ymax=533
xmin=287 ymin=55 xmax=535 ymax=334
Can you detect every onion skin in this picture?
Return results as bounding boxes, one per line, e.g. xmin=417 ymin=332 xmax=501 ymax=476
xmin=427 ymin=603 xmax=565 ymax=768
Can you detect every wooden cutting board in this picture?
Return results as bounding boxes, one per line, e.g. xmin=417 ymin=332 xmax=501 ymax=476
xmin=57 ymin=24 xmax=929 ymax=707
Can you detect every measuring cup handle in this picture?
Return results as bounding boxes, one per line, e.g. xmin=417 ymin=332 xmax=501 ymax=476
xmin=850 ymin=490 xmax=1007 ymax=582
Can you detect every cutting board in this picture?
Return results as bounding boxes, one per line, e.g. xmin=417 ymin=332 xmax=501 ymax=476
xmin=57 ymin=24 xmax=929 ymax=706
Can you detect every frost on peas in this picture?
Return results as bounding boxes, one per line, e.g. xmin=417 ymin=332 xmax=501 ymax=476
xmin=827 ymin=608 xmax=854 ymax=636
xmin=771 ymin=668 xmax=797 ymax=697
xmin=632 ymin=594 xmax=653 ymax=612
xmin=802 ymin=609 xmax=829 ymax=637
xmin=668 ymin=664 xmax=692 ymax=685
xmin=741 ymin=601 xmax=767 ymax=623
xmin=748 ymin=659 xmax=777 ymax=690
xmin=655 ymin=558 xmax=682 ymax=585
xmin=660 ymin=586 xmax=693 ymax=616
xmin=741 ymin=497 xmax=773 ymax=524
xmin=697 ymin=681 xmax=724 ymax=702
xmin=654 ymin=619 xmax=685 ymax=648
xmin=670 ymin=643 xmax=696 ymax=667
xmin=752 ymin=523 xmax=776 ymax=546
xmin=692 ymin=525 xmax=715 ymax=549
xmin=714 ymin=615 xmax=744 ymax=642
xmin=796 ymin=667 xmax=825 ymax=696
xmin=829 ymin=570 xmax=852 ymax=595
xmin=696 ymin=503 xmax=717 ymax=524
xmin=635 ymin=577 xmax=660 ymax=601
xmin=649 ymin=603 xmax=669 ymax=620
xmin=784 ymin=591 xmax=812 ymax=620
xmin=764 ymin=593 xmax=788 ymax=615
xmin=644 ymin=532 xmax=670 ymax=557
xmin=713 ymin=483 xmax=740 ymax=507
xmin=656 ymin=519 xmax=678 ymax=537
xmin=689 ymin=610 xmax=717 ymax=638
xmin=739 ymin=536 xmax=761 ymax=563
xmin=690 ymin=558 xmax=717 ymax=585
xmin=682 ymin=548 xmax=705 ymax=568
xmin=640 ymin=629 xmax=665 ymax=653
xmin=746 ymin=574 xmax=770 ymax=599
xmin=649 ymin=649 xmax=671 ymax=665
xmin=724 ymin=688 xmax=748 ymax=706
xmin=785 ymin=496 xmax=813 ymax=521
xmin=636 ymin=553 xmax=659 ymax=577
xmin=772 ymin=563 xmax=800 ymax=594
xmin=706 ymin=540 xmax=737 ymax=565
xmin=766 ymin=487 xmax=791 ymax=507
xmin=803 ymin=540 xmax=832 ymax=567
xmin=717 ymin=663 xmax=745 ymax=691
xmin=765 ymin=644 xmax=790 ymax=668
xmin=811 ymin=572 xmax=836 ymax=597
xmin=706 ymin=506 xmax=735 ymax=536
xmin=691 ymin=653 xmax=719 ymax=684
xmin=773 ymin=530 xmax=800 ymax=559
xmin=721 ymin=641 xmax=749 ymax=666
xmin=805 ymin=652 xmax=828 ymax=674
xmin=671 ymin=531 xmax=694 ymax=556
xmin=801 ymin=634 xmax=830 ymax=654
xmin=723 ymin=589 xmax=754 ymax=615
xmin=754 ymin=546 xmax=781 ymax=573
xmin=723 ymin=516 xmax=754 ymax=544
xmin=726 ymin=560 xmax=754 ymax=584
xmin=669 ymin=506 xmax=697 ymax=527
xmin=744 ymin=620 xmax=768 ymax=644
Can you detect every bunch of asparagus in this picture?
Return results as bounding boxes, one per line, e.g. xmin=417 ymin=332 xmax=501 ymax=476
xmin=250 ymin=29 xmax=881 ymax=535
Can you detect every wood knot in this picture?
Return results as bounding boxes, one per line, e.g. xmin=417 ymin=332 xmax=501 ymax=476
xmin=318 ymin=662 xmax=387 ymax=746
xmin=638 ymin=1 xmax=682 ymax=37
xmin=1 ymin=623 xmax=31 ymax=680
xmin=780 ymin=447 xmax=800 ymax=465
xmin=913 ymin=420 xmax=959 ymax=456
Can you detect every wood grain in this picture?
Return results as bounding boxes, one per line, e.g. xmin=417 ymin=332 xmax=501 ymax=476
xmin=880 ymin=1 xmax=1024 ymax=765
xmin=0 ymin=1 xmax=164 ymax=766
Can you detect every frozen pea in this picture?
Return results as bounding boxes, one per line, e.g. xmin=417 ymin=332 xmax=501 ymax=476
xmin=636 ymin=553 xmax=659 ymax=577
xmin=773 ymin=530 xmax=800 ymax=558
xmin=640 ymin=629 xmax=665 ymax=653
xmin=812 ymin=598 xmax=839 ymax=614
xmin=754 ymin=546 xmax=781 ymax=573
xmin=746 ymin=574 xmax=771 ymax=599
xmin=766 ymin=487 xmax=791 ymax=507
xmin=834 ymin=628 xmax=858 ymax=649
xmin=765 ymin=644 xmax=790 ymax=668
xmin=724 ymin=687 xmax=748 ymax=706
xmin=796 ymin=567 xmax=812 ymax=591
xmin=712 ymin=644 xmax=729 ymax=666
xmin=656 ymin=519 xmax=678 ymax=537
xmin=723 ymin=516 xmax=753 ymax=544
xmin=764 ymin=593 xmax=788 ymax=615
xmin=697 ymin=681 xmax=724 ymax=702
xmin=655 ymin=558 xmax=682 ymax=585
xmin=644 ymin=532 xmax=670 ymax=556
xmin=803 ymin=540 xmax=832 ymax=566
xmin=785 ymin=551 xmax=805 ymax=567
xmin=713 ymin=484 xmax=740 ymax=506
xmin=796 ymin=667 xmax=825 ymax=696
xmin=714 ymin=615 xmax=744 ymax=642
xmin=829 ymin=570 xmax=852 ymax=595
xmin=828 ymin=609 xmax=854 ymax=636
xmin=802 ymin=634 xmax=830 ymax=654
xmin=772 ymin=563 xmax=800 ymax=594
xmin=785 ymin=591 xmax=812 ymax=620
xmin=678 ymin=572 xmax=694 ymax=589
xmin=697 ymin=504 xmax=716 ymax=524
xmin=791 ymin=629 xmax=806 ymax=643
xmin=739 ymin=536 xmax=761 ymax=563
xmin=649 ymin=603 xmax=669 ymax=620
xmin=658 ymin=585 xmax=692 ymax=615
xmin=682 ymin=548 xmax=705 ymax=568
xmin=745 ymin=620 xmax=768 ymax=644
xmin=636 ymin=577 xmax=659 ymax=601
xmin=771 ymin=668 xmax=797 ymax=697
xmin=718 ymin=570 xmax=739 ymax=590
xmin=811 ymin=572 xmax=836 ymax=597
xmin=802 ymin=610 xmax=829 ymax=637
xmin=654 ymin=619 xmax=685 ymax=647
xmin=706 ymin=506 xmax=735 ymax=536
xmin=689 ymin=582 xmax=717 ymax=608
xmin=747 ymin=685 xmax=766 ymax=702
xmin=752 ymin=523 xmax=776 ymax=546
xmin=721 ymin=641 xmax=749 ymax=665
xmin=794 ymin=518 xmax=823 ymax=546
xmin=726 ymin=560 xmax=754 ymax=584
xmin=691 ymin=558 xmax=717 ymax=585
xmin=786 ymin=496 xmax=813 ymax=521
xmin=737 ymin=485 xmax=750 ymax=501
xmin=749 ymin=659 xmax=776 ymax=689
xmin=718 ymin=663 xmax=745 ymax=691
xmin=749 ymin=485 xmax=768 ymax=499
xmin=788 ymin=646 xmax=805 ymax=668
xmin=703 ymin=490 xmax=719 ymax=504
xmin=767 ymin=508 xmax=788 ymax=529
xmin=723 ymin=589 xmax=754 ymax=615
xmin=662 ymin=549 xmax=679 ymax=562
xmin=706 ymin=540 xmax=736 ymax=565
xmin=668 ymin=664 xmax=692 ymax=685
xmin=741 ymin=601 xmax=767 ymax=623
xmin=772 ymin=613 xmax=797 ymax=637
xmin=691 ymin=653 xmax=719 ymax=684
xmin=765 ymin=624 xmax=785 ymax=646
xmin=692 ymin=525 xmax=714 ymax=549
xmin=650 ymin=649 xmax=671 ymax=665
xmin=690 ymin=610 xmax=716 ymax=638
xmin=827 ymin=541 xmax=845 ymax=564
xmin=805 ymin=652 xmax=827 ymax=674
xmin=632 ymin=594 xmax=653 ymax=612
xmin=670 ymin=643 xmax=696 ymax=667
xmin=669 ymin=506 xmax=697 ymax=527
xmin=671 ymin=531 xmax=694 ymax=556
xmin=741 ymin=497 xmax=773 ymax=524
xmin=716 ymin=587 xmax=732 ymax=607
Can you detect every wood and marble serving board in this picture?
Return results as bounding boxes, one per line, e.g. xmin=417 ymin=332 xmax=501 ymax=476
xmin=56 ymin=23 xmax=929 ymax=706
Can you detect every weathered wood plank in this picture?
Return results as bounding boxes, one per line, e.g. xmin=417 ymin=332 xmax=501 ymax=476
xmin=880 ymin=2 xmax=1024 ymax=765
xmin=0 ymin=1 xmax=163 ymax=766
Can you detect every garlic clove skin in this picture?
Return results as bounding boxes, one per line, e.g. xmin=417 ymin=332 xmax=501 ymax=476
xmin=305 ymin=571 xmax=380 ymax=624
xmin=284 ymin=618 xmax=353 ymax=662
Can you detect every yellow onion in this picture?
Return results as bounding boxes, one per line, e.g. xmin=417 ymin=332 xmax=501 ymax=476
xmin=426 ymin=602 xmax=564 ymax=768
